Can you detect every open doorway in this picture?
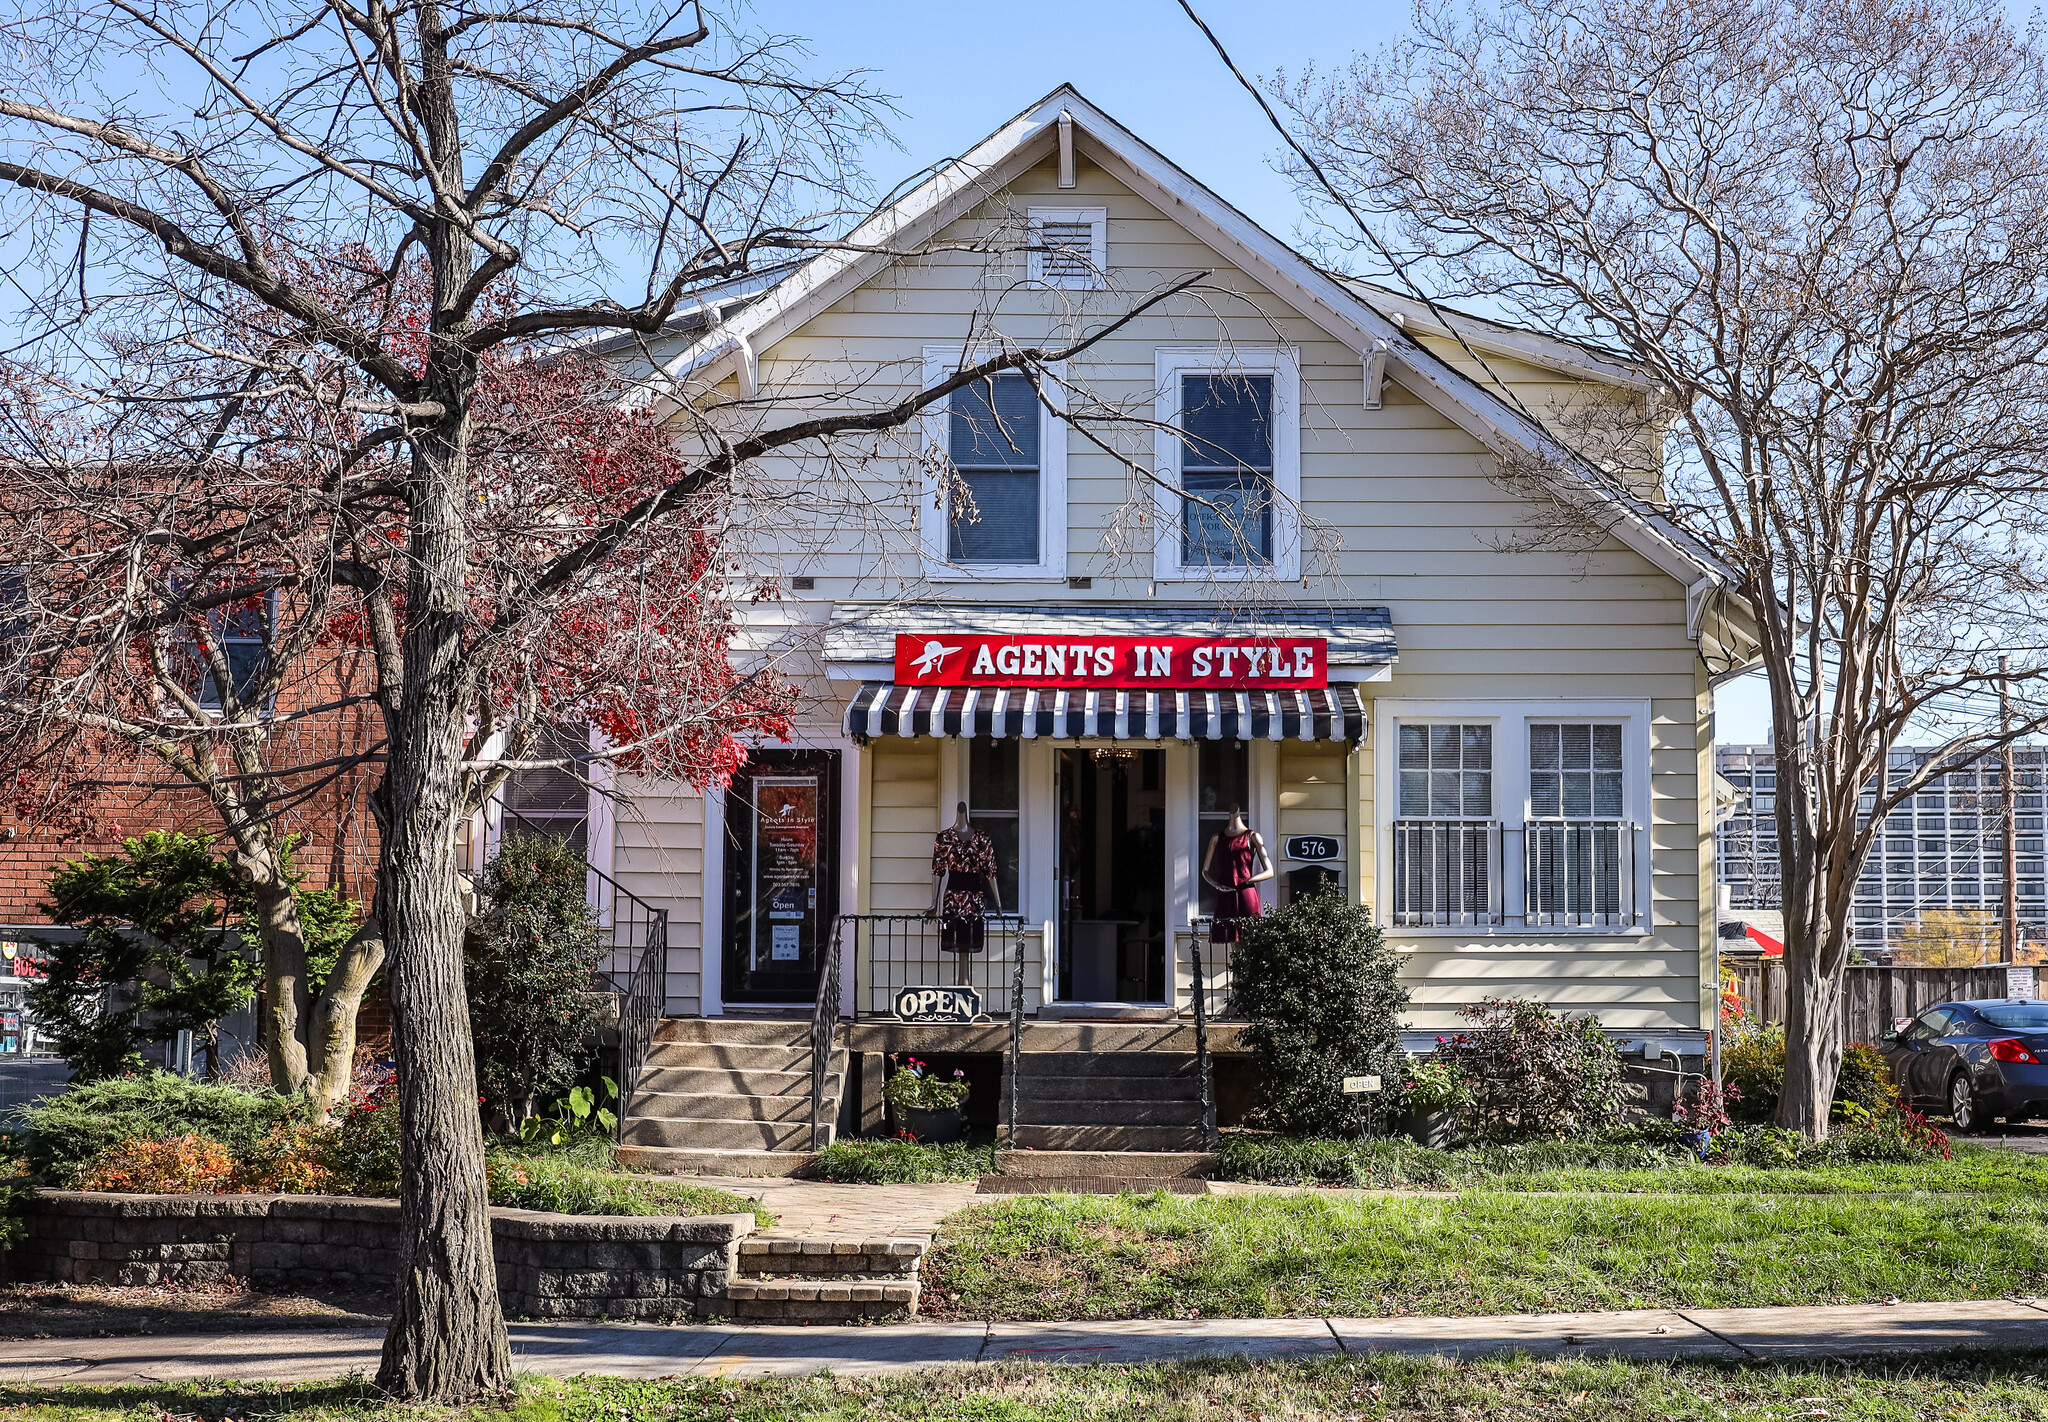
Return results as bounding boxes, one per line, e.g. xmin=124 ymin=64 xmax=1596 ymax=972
xmin=1056 ymin=747 xmax=1166 ymax=1002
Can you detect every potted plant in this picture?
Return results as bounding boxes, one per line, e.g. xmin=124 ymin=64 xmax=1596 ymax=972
xmin=1398 ymin=1056 xmax=1470 ymax=1148
xmin=883 ymin=1057 xmax=971 ymax=1143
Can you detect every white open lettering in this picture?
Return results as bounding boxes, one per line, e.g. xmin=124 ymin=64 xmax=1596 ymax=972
xmin=1023 ymin=645 xmax=1044 ymax=676
xmin=1042 ymin=644 xmax=1065 ymax=676
xmin=972 ymin=644 xmax=997 ymax=676
xmin=997 ymin=645 xmax=1023 ymax=675
xmin=1192 ymin=647 xmax=1212 ymax=676
xmin=1293 ymin=645 xmax=1314 ymax=678
xmin=1246 ymin=647 xmax=1266 ymax=677
xmin=1095 ymin=646 xmax=1115 ymax=676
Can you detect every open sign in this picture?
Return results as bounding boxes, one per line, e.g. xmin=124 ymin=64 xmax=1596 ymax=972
xmin=893 ymin=985 xmax=983 ymax=1023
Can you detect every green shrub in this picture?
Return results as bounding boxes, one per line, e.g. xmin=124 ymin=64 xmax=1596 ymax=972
xmin=11 ymin=1073 xmax=295 ymax=1186
xmin=1229 ymin=887 xmax=1408 ymax=1138
xmin=468 ymin=831 xmax=609 ymax=1123
xmin=1722 ymin=1020 xmax=1901 ymax=1122
xmin=805 ymin=1138 xmax=996 ymax=1184
xmin=1215 ymin=1130 xmax=1699 ymax=1188
xmin=1431 ymin=998 xmax=1626 ymax=1143
xmin=315 ymin=1083 xmax=400 ymax=1196
xmin=28 ymin=832 xmax=261 ymax=1080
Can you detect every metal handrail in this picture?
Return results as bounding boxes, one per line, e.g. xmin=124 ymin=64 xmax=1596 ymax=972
xmin=810 ymin=918 xmax=847 ymax=1151
xmin=835 ymin=912 xmax=1031 ymax=1018
xmin=1189 ymin=916 xmax=1217 ymax=1150
xmin=1006 ymin=920 xmax=1026 ymax=1146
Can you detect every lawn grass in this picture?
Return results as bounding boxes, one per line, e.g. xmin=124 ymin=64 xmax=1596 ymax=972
xmin=1471 ymin=1149 xmax=2048 ymax=1196
xmin=485 ymin=1151 xmax=772 ymax=1227
xmin=922 ymin=1188 xmax=2048 ymax=1321
xmin=7 ymin=1352 xmax=2048 ymax=1421
xmin=803 ymin=1138 xmax=997 ymax=1183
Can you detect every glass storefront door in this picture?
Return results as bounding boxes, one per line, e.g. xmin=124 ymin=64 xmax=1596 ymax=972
xmin=722 ymin=748 xmax=840 ymax=1004
xmin=1055 ymin=747 xmax=1167 ymax=1002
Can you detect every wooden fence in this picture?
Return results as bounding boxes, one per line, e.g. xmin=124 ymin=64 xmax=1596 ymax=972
xmin=1725 ymin=961 xmax=2034 ymax=1044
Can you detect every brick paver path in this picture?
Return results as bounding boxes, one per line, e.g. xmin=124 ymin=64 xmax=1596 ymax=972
xmin=697 ymin=1176 xmax=983 ymax=1240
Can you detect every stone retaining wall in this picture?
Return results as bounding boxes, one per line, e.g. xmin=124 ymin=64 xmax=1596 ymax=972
xmin=5 ymin=1192 xmax=754 ymax=1321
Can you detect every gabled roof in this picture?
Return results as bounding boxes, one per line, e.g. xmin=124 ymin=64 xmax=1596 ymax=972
xmin=653 ymin=85 xmax=1736 ymax=603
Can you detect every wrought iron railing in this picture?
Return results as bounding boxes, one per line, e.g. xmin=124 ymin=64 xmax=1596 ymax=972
xmin=1188 ymin=917 xmax=1218 ymax=1150
xmin=1524 ymin=820 xmax=1635 ymax=928
xmin=810 ymin=917 xmax=847 ymax=1151
xmin=1392 ymin=819 xmax=1502 ymax=926
xmin=838 ymin=913 xmax=1032 ymax=1018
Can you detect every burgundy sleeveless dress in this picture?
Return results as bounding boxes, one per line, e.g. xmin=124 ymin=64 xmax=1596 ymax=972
xmin=1211 ymin=830 xmax=1264 ymax=943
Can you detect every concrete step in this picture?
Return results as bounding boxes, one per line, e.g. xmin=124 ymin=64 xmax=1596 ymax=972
xmin=616 ymin=1146 xmax=816 ymax=1177
xmin=723 ymin=1278 xmax=918 ymax=1322
xmin=993 ymin=1149 xmax=1217 ymax=1178
xmin=627 ymin=1089 xmax=838 ymax=1124
xmin=645 ymin=1042 xmax=816 ymax=1072
xmin=1020 ymin=1073 xmax=1203 ymax=1102
xmin=1016 ymin=1052 xmax=1198 ymax=1078
xmin=637 ymin=1065 xmax=822 ymax=1095
xmin=1017 ymin=1097 xmax=1203 ymax=1127
xmin=656 ymin=1017 xmax=817 ymax=1047
xmin=621 ymin=1115 xmax=833 ymax=1152
xmin=1010 ymin=1124 xmax=1207 ymax=1151
xmin=738 ymin=1236 xmax=927 ymax=1278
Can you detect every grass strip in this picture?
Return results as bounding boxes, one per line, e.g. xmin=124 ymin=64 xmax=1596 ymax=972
xmin=923 ymin=1189 xmax=2048 ymax=1320
xmin=8 ymin=1351 xmax=2048 ymax=1421
xmin=803 ymin=1138 xmax=996 ymax=1183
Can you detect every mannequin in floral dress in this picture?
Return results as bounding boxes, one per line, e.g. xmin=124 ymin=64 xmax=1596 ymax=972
xmin=1201 ymin=806 xmax=1273 ymax=943
xmin=930 ymin=802 xmax=1000 ymax=975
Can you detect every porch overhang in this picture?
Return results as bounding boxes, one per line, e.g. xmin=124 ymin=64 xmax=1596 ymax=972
xmin=844 ymin=683 xmax=1368 ymax=744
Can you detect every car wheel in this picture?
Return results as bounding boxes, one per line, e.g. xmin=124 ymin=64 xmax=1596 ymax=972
xmin=1948 ymin=1073 xmax=1980 ymax=1133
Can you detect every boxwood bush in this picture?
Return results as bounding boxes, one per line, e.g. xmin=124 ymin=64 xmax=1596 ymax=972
xmin=6 ymin=1072 xmax=297 ymax=1186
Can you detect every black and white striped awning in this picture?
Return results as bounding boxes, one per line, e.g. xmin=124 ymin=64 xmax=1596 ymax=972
xmin=845 ymin=685 xmax=1368 ymax=744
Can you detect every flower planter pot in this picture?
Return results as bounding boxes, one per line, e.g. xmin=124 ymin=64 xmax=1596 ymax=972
xmin=1404 ymin=1107 xmax=1459 ymax=1150
xmin=900 ymin=1105 xmax=967 ymax=1143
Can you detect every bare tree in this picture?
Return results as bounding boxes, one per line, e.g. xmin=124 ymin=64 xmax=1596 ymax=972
xmin=1274 ymin=0 xmax=2048 ymax=1135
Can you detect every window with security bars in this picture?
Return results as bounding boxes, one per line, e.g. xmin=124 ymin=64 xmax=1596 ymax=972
xmin=947 ymin=374 xmax=1040 ymax=565
xmin=1526 ymin=722 xmax=1629 ymax=926
xmin=1179 ymin=374 xmax=1274 ymax=567
xmin=1393 ymin=723 xmax=1498 ymax=925
xmin=504 ymin=725 xmax=591 ymax=861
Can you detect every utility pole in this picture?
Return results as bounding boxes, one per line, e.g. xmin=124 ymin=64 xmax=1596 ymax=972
xmin=2003 ymin=655 xmax=2020 ymax=964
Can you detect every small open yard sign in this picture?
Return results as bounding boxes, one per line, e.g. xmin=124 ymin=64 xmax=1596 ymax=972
xmin=894 ymin=985 xmax=983 ymax=1023
xmin=1342 ymin=1075 xmax=1382 ymax=1094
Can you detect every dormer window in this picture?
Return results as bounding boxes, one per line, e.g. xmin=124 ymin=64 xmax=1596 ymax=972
xmin=1029 ymin=207 xmax=1106 ymax=290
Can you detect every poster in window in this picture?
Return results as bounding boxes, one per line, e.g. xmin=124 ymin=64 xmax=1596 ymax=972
xmin=753 ymin=776 xmax=819 ymax=969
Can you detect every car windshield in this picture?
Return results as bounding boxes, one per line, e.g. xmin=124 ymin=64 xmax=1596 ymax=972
xmin=1977 ymin=1004 xmax=2048 ymax=1030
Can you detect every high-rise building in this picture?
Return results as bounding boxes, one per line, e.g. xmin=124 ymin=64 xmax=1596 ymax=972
xmin=1716 ymin=744 xmax=2048 ymax=953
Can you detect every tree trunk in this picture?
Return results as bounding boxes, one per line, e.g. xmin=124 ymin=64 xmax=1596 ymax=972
xmin=305 ymin=911 xmax=388 ymax=1122
xmin=375 ymin=412 xmax=510 ymax=1399
xmin=1775 ymin=945 xmax=1844 ymax=1136
xmin=242 ymin=850 xmax=314 ymax=1094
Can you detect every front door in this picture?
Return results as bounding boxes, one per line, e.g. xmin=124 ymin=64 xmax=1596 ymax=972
xmin=1056 ymin=747 xmax=1166 ymax=1002
xmin=723 ymin=748 xmax=840 ymax=1004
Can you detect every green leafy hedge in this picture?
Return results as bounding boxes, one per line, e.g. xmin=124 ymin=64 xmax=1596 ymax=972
xmin=6 ymin=1072 xmax=297 ymax=1186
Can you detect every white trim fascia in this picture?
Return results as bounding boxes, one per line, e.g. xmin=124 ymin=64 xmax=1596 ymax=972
xmin=1342 ymin=283 xmax=1656 ymax=393
xmin=1372 ymin=697 xmax=1657 ymax=939
xmin=920 ymin=345 xmax=1068 ymax=581
xmin=1027 ymin=205 xmax=1107 ymax=290
xmin=1152 ymin=344 xmax=1300 ymax=583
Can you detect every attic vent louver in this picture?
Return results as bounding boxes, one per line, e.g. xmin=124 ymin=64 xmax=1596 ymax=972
xmin=1029 ymin=207 xmax=1106 ymax=291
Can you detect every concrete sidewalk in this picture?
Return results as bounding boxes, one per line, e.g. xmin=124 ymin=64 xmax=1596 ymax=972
xmin=4 ymin=1299 xmax=2048 ymax=1385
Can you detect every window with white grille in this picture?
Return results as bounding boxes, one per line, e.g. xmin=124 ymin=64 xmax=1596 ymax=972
xmin=1028 ymin=207 xmax=1105 ymax=289
xmin=1393 ymin=723 xmax=1498 ymax=926
xmin=1526 ymin=722 xmax=1629 ymax=927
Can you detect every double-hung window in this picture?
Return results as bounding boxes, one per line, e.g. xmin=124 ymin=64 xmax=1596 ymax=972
xmin=1525 ymin=722 xmax=1629 ymax=926
xmin=1392 ymin=724 xmax=1498 ymax=926
xmin=948 ymin=375 xmax=1041 ymax=565
xmin=1153 ymin=348 xmax=1299 ymax=580
xmin=178 ymin=588 xmax=274 ymax=712
xmin=503 ymin=724 xmax=592 ymax=860
xmin=1382 ymin=703 xmax=1647 ymax=932
xmin=921 ymin=348 xmax=1066 ymax=579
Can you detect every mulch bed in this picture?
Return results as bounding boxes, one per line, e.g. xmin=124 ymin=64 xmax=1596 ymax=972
xmin=0 ymin=1278 xmax=390 ymax=1338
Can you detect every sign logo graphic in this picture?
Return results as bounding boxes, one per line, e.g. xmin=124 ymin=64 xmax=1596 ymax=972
xmin=906 ymin=639 xmax=963 ymax=680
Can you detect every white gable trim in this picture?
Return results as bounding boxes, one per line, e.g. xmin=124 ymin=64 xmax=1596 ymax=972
xmin=655 ymin=85 xmax=1733 ymax=597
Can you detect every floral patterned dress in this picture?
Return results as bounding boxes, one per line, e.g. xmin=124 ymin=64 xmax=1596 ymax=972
xmin=933 ymin=826 xmax=999 ymax=953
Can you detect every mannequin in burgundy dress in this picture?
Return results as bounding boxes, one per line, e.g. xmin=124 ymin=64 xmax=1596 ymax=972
xmin=930 ymin=801 xmax=1000 ymax=982
xmin=1201 ymin=807 xmax=1273 ymax=943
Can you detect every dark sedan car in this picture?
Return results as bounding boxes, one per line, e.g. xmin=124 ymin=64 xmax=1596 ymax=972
xmin=1879 ymin=998 xmax=2048 ymax=1132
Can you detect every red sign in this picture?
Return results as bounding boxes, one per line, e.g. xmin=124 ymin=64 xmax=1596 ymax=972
xmin=893 ymin=633 xmax=1327 ymax=689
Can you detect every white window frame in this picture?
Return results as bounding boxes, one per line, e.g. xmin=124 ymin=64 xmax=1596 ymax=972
xmin=186 ymin=587 xmax=278 ymax=714
xmin=1027 ymin=206 xmax=1107 ymax=290
xmin=920 ymin=346 xmax=1067 ymax=581
xmin=1152 ymin=346 xmax=1301 ymax=582
xmin=1373 ymin=699 xmax=1654 ymax=937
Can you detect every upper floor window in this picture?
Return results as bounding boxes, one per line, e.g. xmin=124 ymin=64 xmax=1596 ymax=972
xmin=1153 ymin=347 xmax=1299 ymax=581
xmin=1028 ymin=207 xmax=1105 ymax=290
xmin=180 ymin=590 xmax=273 ymax=711
xmin=504 ymin=725 xmax=591 ymax=860
xmin=921 ymin=348 xmax=1067 ymax=580
xmin=948 ymin=374 xmax=1040 ymax=566
xmin=1179 ymin=375 xmax=1274 ymax=567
